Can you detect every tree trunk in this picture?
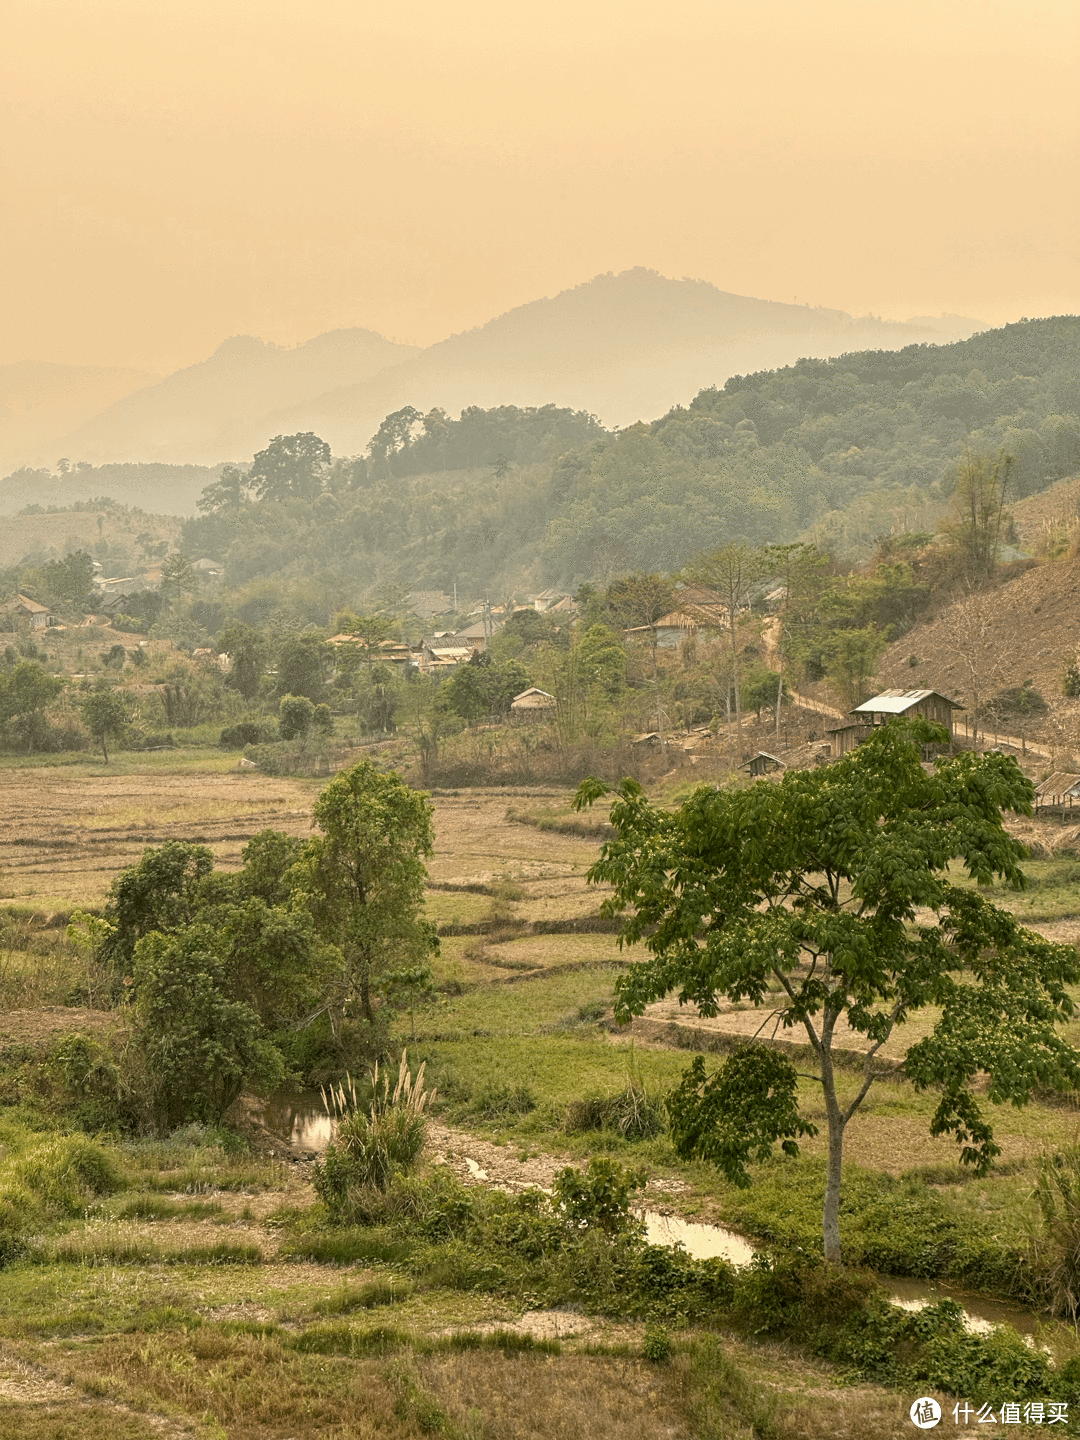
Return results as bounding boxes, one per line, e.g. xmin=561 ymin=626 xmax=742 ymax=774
xmin=358 ymin=951 xmax=374 ymax=1024
xmin=823 ymin=1101 xmax=845 ymax=1263
xmin=101 ymin=733 xmax=109 ymax=763
xmin=775 ymin=665 xmax=784 ymax=745
xmin=819 ymin=1014 xmax=845 ymax=1263
xmin=729 ymin=612 xmax=743 ymax=760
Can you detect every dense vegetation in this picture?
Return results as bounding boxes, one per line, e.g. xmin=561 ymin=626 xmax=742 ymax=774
xmin=171 ymin=317 xmax=1080 ymax=596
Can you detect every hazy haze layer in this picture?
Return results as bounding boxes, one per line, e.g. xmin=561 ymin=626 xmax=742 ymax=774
xmin=2 ymin=0 xmax=1077 ymax=374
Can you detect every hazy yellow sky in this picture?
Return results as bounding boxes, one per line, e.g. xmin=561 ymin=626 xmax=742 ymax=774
xmin=3 ymin=0 xmax=1077 ymax=372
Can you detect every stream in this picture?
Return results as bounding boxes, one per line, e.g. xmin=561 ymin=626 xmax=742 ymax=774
xmin=258 ymin=1091 xmax=1047 ymax=1342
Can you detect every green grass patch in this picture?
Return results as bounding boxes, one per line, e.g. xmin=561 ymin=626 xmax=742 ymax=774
xmin=281 ymin=1230 xmax=416 ymax=1267
xmin=41 ymin=1235 xmax=263 ymax=1267
xmin=115 ymin=1195 xmax=224 ymax=1221
xmin=419 ymin=966 xmax=617 ymax=1039
xmin=310 ymin=1276 xmax=415 ymax=1315
xmin=719 ymin=1155 xmax=1024 ymax=1294
xmin=290 ymin=1320 xmax=410 ymax=1355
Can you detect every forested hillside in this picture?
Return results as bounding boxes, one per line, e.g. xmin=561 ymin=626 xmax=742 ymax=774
xmin=179 ymin=317 xmax=1080 ymax=596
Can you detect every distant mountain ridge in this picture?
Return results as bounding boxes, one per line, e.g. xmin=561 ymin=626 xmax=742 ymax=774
xmin=61 ymin=327 xmax=419 ymax=467
xmin=31 ymin=271 xmax=987 ymax=470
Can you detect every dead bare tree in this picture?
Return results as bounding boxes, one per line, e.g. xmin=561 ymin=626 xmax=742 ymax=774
xmin=940 ymin=590 xmax=1017 ymax=748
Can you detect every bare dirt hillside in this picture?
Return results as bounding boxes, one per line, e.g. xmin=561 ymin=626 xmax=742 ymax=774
xmin=1011 ymin=474 xmax=1080 ymax=554
xmin=874 ymin=554 xmax=1080 ymax=747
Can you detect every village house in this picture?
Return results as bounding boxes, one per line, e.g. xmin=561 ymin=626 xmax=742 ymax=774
xmin=826 ymin=689 xmax=962 ymax=757
xmin=408 ymin=591 xmax=456 ymax=621
xmin=418 ymin=641 xmax=473 ymax=674
xmin=527 ymin=588 xmax=573 ymax=613
xmin=628 ymin=584 xmax=729 ymax=649
xmin=10 ymin=594 xmax=53 ymax=632
xmin=509 ymin=687 xmax=557 ymax=720
xmin=327 ymin=635 xmax=417 ymax=670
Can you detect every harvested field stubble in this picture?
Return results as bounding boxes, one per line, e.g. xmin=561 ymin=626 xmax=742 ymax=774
xmin=0 ymin=764 xmax=318 ymax=907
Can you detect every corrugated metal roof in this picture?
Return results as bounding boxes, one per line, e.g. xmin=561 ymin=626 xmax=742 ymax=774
xmin=853 ymin=689 xmax=960 ymax=714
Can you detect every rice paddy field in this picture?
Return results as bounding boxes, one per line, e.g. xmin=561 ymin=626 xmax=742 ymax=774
xmin=3 ymin=755 xmax=1080 ymax=1435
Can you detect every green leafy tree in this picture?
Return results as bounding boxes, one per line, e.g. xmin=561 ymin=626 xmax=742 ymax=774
xmin=276 ymin=631 xmax=330 ymax=702
xmin=218 ymin=622 xmax=267 ymax=701
xmin=687 ymin=543 xmax=766 ymax=758
xmin=353 ymin=662 xmax=401 ymax=734
xmin=298 ymin=759 xmax=438 ymax=1028
xmin=248 ymin=433 xmax=331 ymax=503
xmin=822 ymin=624 xmax=887 ymax=709
xmin=197 ymin=463 xmax=250 ymax=515
xmin=279 ymin=693 xmax=315 ymax=741
xmin=39 ymin=550 xmax=97 ymax=611
xmin=441 ymin=652 xmax=528 ymax=725
xmin=234 ymin=829 xmax=306 ymax=907
xmin=742 ymin=665 xmax=788 ymax=721
xmin=100 ymin=840 xmax=215 ymax=976
xmin=161 ymin=551 xmax=197 ymax=602
xmin=576 ymin=624 xmax=626 ymax=698
xmin=368 ymin=407 xmax=421 ymax=479
xmin=946 ymin=448 xmax=1013 ymax=583
xmin=0 ymin=660 xmax=62 ymax=752
xmin=133 ymin=930 xmax=285 ymax=1128
xmin=79 ymin=684 xmax=132 ymax=763
xmin=201 ymin=895 xmax=338 ymax=1034
xmin=603 ymin=573 xmax=674 ymax=637
xmin=576 ymin=720 xmax=1080 ymax=1264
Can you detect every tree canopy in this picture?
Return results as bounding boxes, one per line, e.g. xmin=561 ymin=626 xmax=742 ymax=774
xmin=576 ymin=721 xmax=1080 ymax=1263
xmin=298 ymin=759 xmax=438 ymax=1030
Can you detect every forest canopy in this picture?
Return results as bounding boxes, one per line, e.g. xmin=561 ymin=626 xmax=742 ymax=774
xmin=166 ymin=316 xmax=1080 ymax=596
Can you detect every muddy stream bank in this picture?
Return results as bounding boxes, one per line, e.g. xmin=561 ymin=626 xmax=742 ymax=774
xmin=256 ymin=1092 xmax=1047 ymax=1341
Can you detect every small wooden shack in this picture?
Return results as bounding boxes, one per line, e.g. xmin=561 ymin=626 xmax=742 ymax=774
xmin=1034 ymin=772 xmax=1080 ymax=815
xmin=510 ymin=687 xmax=557 ymax=721
xmin=741 ymin=752 xmax=785 ymax=777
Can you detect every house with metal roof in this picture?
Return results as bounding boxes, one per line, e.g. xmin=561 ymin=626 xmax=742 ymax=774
xmin=826 ymin=689 xmax=961 ymax=756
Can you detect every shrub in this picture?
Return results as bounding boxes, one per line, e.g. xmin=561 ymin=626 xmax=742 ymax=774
xmin=564 ymin=1075 xmax=666 ymax=1140
xmin=0 ymin=1132 xmax=125 ymax=1260
xmin=219 ymin=721 xmax=274 ymax=749
xmin=553 ymin=1157 xmax=646 ymax=1237
xmin=279 ymin=693 xmax=315 ymax=741
xmin=132 ymin=930 xmax=286 ymax=1129
xmin=46 ymin=1032 xmax=130 ymax=1132
xmin=1027 ymin=1145 xmax=1080 ymax=1323
xmin=313 ymin=1053 xmax=435 ymax=1218
xmin=643 ymin=1322 xmax=672 ymax=1363
xmin=470 ymin=1082 xmax=537 ymax=1120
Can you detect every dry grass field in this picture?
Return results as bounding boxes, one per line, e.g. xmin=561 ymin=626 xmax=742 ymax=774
xmin=3 ymin=758 xmax=1080 ymax=1435
xmin=0 ymin=757 xmax=320 ymax=910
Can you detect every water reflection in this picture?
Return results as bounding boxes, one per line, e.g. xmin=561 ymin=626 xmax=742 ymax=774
xmin=643 ymin=1211 xmax=758 ymax=1268
xmin=888 ymin=1277 xmax=1047 ymax=1341
xmin=257 ymin=1090 xmax=334 ymax=1153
